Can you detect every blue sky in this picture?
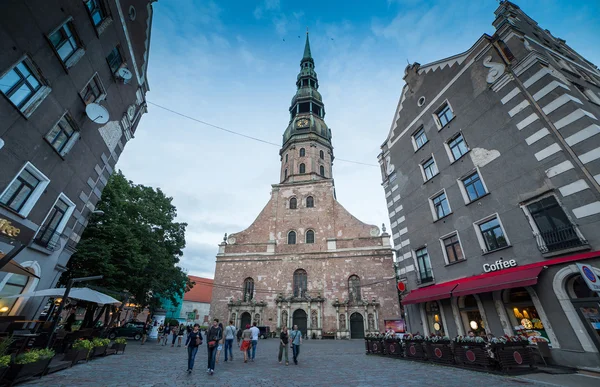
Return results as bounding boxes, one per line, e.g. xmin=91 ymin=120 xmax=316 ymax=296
xmin=118 ymin=0 xmax=600 ymax=278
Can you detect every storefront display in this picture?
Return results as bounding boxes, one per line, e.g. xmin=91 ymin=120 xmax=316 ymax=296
xmin=504 ymin=288 xmax=550 ymax=345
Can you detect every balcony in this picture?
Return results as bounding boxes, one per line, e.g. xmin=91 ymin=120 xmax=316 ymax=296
xmin=33 ymin=226 xmax=62 ymax=251
xmin=534 ymin=224 xmax=589 ymax=256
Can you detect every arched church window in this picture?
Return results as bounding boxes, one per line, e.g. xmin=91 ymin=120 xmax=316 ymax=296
xmin=306 ymin=196 xmax=314 ymax=208
xmin=293 ymin=269 xmax=307 ymax=297
xmin=319 ymin=150 xmax=324 ymax=159
xmin=348 ymin=275 xmax=361 ymax=302
xmin=288 ymin=231 xmax=296 ymax=245
xmin=289 ymin=197 xmax=297 ymax=209
xmin=299 ymin=148 xmax=305 ymax=157
xmin=306 ymin=230 xmax=315 ymax=244
xmin=285 ymin=154 xmax=288 ymax=163
xmin=243 ymin=278 xmax=254 ymax=301
xmin=319 ymin=165 xmax=325 ymax=177
xmin=284 ymin=169 xmax=288 ymax=179
xmin=299 ymin=164 xmax=306 ymax=174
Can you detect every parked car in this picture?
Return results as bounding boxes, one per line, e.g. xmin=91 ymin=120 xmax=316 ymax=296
xmin=258 ymin=326 xmax=270 ymax=339
xmin=108 ymin=321 xmax=145 ymax=340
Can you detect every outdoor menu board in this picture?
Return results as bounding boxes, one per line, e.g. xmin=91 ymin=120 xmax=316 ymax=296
xmin=384 ymin=319 xmax=406 ymax=333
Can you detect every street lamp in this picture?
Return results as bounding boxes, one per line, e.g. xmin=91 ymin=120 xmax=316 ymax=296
xmin=47 ymin=275 xmax=103 ymax=348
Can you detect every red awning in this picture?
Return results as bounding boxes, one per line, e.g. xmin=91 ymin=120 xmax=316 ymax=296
xmin=401 ymin=282 xmax=459 ymax=305
xmin=452 ymin=266 xmax=543 ymax=298
xmin=400 ymin=250 xmax=600 ymax=305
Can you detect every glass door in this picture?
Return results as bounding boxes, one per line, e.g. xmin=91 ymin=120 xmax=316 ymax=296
xmin=573 ymin=300 xmax=600 ymax=352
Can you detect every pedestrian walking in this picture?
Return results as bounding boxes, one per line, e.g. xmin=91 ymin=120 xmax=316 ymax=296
xmin=249 ymin=322 xmax=260 ymax=361
xmin=185 ymin=324 xmax=203 ymax=374
xmin=240 ymin=324 xmax=252 ymax=363
xmin=216 ymin=322 xmax=224 ymax=364
xmin=141 ymin=322 xmax=149 ymax=345
xmin=177 ymin=324 xmax=185 ymax=347
xmin=278 ymin=326 xmax=289 ymax=365
xmin=163 ymin=324 xmax=171 ymax=346
xmin=206 ymin=319 xmax=223 ymax=375
xmin=171 ymin=325 xmax=178 ymax=347
xmin=223 ymin=320 xmax=236 ymax=362
xmin=157 ymin=324 xmax=164 ymax=345
xmin=236 ymin=325 xmax=243 ymax=347
xmin=290 ymin=324 xmax=302 ymax=365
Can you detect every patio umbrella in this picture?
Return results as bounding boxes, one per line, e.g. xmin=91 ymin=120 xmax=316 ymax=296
xmin=0 ymin=287 xmax=121 ymax=305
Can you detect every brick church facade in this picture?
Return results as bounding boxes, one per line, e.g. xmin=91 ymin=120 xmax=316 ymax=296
xmin=210 ymin=34 xmax=400 ymax=339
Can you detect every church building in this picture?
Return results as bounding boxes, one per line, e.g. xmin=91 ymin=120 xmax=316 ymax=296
xmin=210 ymin=34 xmax=400 ymax=339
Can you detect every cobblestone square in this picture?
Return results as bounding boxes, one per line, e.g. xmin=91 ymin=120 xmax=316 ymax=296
xmin=20 ymin=339 xmax=563 ymax=387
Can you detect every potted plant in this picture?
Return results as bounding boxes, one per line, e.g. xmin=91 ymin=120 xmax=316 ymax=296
xmin=4 ymin=348 xmax=55 ymax=385
xmin=453 ymin=336 xmax=493 ymax=369
xmin=383 ymin=335 xmax=403 ymax=357
xmin=490 ymin=335 xmax=534 ymax=372
xmin=91 ymin=338 xmax=110 ymax=358
xmin=65 ymin=339 xmax=93 ymax=365
xmin=112 ymin=337 xmax=127 ymax=354
xmin=0 ymin=354 xmax=10 ymax=381
xmin=0 ymin=335 xmax=14 ymax=381
xmin=403 ymin=333 xmax=426 ymax=360
xmin=424 ymin=335 xmax=453 ymax=364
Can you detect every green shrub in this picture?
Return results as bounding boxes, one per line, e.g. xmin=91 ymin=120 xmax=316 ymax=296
xmin=14 ymin=348 xmax=54 ymax=365
xmin=168 ymin=319 xmax=179 ymax=327
xmin=114 ymin=337 xmax=127 ymax=345
xmin=0 ymin=355 xmax=10 ymax=367
xmin=72 ymin=339 xmax=93 ymax=351
xmin=91 ymin=338 xmax=110 ymax=347
xmin=0 ymin=336 xmax=14 ymax=356
xmin=36 ymin=348 xmax=55 ymax=360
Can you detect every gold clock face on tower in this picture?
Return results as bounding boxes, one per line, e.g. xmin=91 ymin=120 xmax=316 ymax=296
xmin=297 ymin=118 xmax=309 ymax=128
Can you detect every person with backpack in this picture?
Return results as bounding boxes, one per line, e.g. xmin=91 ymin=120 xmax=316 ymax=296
xmin=223 ymin=320 xmax=236 ymax=362
xmin=206 ymin=318 xmax=223 ymax=375
xmin=185 ymin=323 xmax=203 ymax=374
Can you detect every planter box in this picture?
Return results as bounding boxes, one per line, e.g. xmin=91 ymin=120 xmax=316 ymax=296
xmin=91 ymin=345 xmax=107 ymax=358
xmin=370 ymin=339 xmax=385 ymax=355
xmin=384 ymin=340 xmax=403 ymax=357
xmin=64 ymin=348 xmax=89 ymax=365
xmin=494 ymin=344 xmax=534 ymax=372
xmin=425 ymin=342 xmax=454 ymax=364
xmin=454 ymin=344 xmax=494 ymax=369
xmin=404 ymin=341 xmax=426 ymax=360
xmin=2 ymin=358 xmax=52 ymax=386
xmin=112 ymin=343 xmax=127 ymax=354
xmin=321 ymin=335 xmax=335 ymax=340
xmin=0 ymin=366 xmax=8 ymax=382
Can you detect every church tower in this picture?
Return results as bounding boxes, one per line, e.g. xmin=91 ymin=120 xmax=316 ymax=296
xmin=280 ymin=33 xmax=333 ymax=184
xmin=210 ymin=35 xmax=400 ymax=339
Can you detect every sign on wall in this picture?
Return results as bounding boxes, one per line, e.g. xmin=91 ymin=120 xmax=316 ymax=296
xmin=576 ymin=263 xmax=600 ymax=295
xmin=384 ymin=319 xmax=406 ymax=333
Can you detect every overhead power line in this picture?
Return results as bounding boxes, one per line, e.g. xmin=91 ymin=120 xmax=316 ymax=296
xmin=147 ymin=101 xmax=379 ymax=167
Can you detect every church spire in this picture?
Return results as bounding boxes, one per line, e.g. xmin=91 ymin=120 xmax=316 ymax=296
xmin=302 ymin=29 xmax=312 ymax=62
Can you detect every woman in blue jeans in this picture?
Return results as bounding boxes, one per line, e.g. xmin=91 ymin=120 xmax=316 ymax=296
xmin=185 ymin=324 xmax=202 ymax=374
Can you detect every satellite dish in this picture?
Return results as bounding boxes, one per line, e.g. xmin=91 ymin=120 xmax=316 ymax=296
xmin=85 ymin=103 xmax=109 ymax=124
xmin=117 ymin=67 xmax=132 ymax=81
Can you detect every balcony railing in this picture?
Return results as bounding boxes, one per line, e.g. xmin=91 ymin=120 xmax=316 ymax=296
xmin=534 ymin=224 xmax=588 ymax=254
xmin=34 ymin=226 xmax=62 ymax=251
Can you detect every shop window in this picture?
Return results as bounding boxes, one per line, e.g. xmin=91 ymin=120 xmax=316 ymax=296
xmin=293 ymin=269 xmax=307 ymax=297
xmin=0 ymin=274 xmax=29 ymax=316
xmin=568 ymin=275 xmax=600 ymax=299
xmin=503 ymin=288 xmax=551 ymax=345
xmin=459 ymin=295 xmax=485 ymax=336
xmin=425 ymin=301 xmax=444 ymax=335
xmin=243 ymin=277 xmax=254 ymax=301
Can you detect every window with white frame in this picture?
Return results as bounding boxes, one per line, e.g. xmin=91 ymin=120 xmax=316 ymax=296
xmin=80 ymin=73 xmax=106 ymax=105
xmin=48 ymin=20 xmax=82 ymax=65
xmin=441 ymin=232 xmax=464 ymax=263
xmin=0 ymin=59 xmax=45 ymax=111
xmin=0 ymin=162 xmax=50 ymax=217
xmin=45 ymin=113 xmax=79 ymax=156
xmin=435 ymin=102 xmax=454 ymax=128
xmin=35 ymin=194 xmax=75 ymax=250
xmin=431 ymin=191 xmax=451 ymax=220
xmin=460 ymin=171 xmax=487 ymax=203
xmin=412 ymin=126 xmax=428 ymax=150
xmin=421 ymin=157 xmax=438 ymax=181
xmin=474 ymin=215 xmax=509 ymax=253
xmin=446 ymin=133 xmax=469 ymax=161
xmin=415 ymin=247 xmax=434 ymax=283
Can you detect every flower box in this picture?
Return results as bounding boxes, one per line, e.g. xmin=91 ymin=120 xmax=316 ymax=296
xmin=2 ymin=358 xmax=52 ymax=385
xmin=454 ymin=344 xmax=493 ymax=369
xmin=64 ymin=348 xmax=89 ymax=365
xmin=111 ymin=343 xmax=127 ymax=354
xmin=425 ymin=342 xmax=454 ymax=364
xmin=404 ymin=340 xmax=426 ymax=360
xmin=91 ymin=345 xmax=107 ymax=358
xmin=494 ymin=344 xmax=534 ymax=371
xmin=384 ymin=339 xmax=403 ymax=357
xmin=370 ymin=339 xmax=385 ymax=355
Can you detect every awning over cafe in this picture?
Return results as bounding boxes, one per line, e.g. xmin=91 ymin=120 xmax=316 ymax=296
xmin=1 ymin=287 xmax=121 ymax=305
xmin=401 ymin=250 xmax=600 ymax=305
xmin=0 ymin=259 xmax=39 ymax=278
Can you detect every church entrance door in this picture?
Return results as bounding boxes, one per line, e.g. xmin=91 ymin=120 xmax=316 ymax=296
xmin=292 ymin=309 xmax=307 ymax=336
xmin=241 ymin=312 xmax=252 ymax=329
xmin=350 ymin=312 xmax=365 ymax=339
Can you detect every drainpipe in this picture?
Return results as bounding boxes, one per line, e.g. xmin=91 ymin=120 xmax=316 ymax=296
xmin=491 ymin=39 xmax=600 ymax=195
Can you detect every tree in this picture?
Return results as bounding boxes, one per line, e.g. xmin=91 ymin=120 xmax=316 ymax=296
xmin=61 ymin=171 xmax=191 ymax=320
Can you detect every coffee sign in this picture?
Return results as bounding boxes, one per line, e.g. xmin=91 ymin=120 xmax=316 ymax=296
xmin=0 ymin=218 xmax=21 ymax=238
xmin=483 ymin=258 xmax=517 ymax=273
